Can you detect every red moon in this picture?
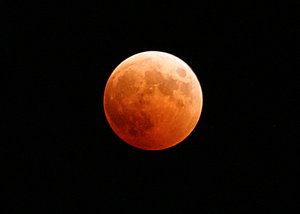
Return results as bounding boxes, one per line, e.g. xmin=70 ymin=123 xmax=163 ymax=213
xmin=103 ymin=51 xmax=203 ymax=150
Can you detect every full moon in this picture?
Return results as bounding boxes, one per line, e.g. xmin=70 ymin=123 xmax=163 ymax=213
xmin=103 ymin=51 xmax=203 ymax=150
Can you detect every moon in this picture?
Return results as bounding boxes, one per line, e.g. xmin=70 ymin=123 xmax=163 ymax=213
xmin=103 ymin=51 xmax=203 ymax=150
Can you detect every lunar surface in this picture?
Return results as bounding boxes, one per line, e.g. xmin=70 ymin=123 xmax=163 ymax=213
xmin=104 ymin=51 xmax=203 ymax=150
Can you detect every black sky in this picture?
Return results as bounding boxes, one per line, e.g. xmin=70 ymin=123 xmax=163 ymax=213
xmin=3 ymin=1 xmax=296 ymax=213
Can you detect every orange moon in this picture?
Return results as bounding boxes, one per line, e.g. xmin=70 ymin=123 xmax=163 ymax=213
xmin=103 ymin=51 xmax=203 ymax=150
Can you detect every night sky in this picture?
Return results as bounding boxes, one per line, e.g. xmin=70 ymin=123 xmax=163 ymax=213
xmin=3 ymin=1 xmax=296 ymax=213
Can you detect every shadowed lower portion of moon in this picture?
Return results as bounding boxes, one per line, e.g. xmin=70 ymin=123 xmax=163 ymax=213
xmin=104 ymin=51 xmax=203 ymax=150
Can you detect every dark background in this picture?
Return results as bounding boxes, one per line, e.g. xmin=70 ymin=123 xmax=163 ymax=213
xmin=3 ymin=1 xmax=297 ymax=213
